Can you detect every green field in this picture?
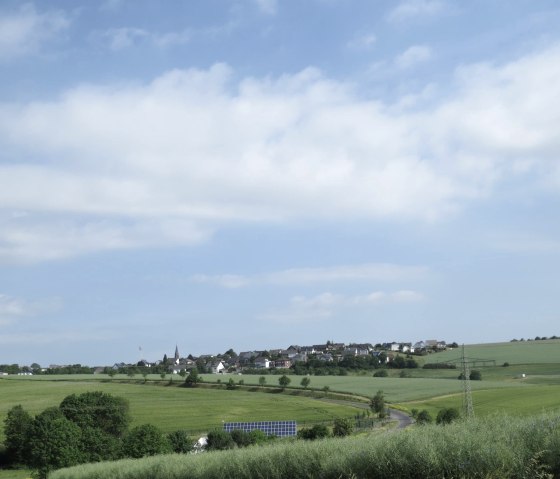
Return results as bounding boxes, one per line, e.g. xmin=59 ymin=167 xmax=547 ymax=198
xmin=0 ymin=379 xmax=360 ymax=443
xmin=424 ymin=339 xmax=560 ymax=365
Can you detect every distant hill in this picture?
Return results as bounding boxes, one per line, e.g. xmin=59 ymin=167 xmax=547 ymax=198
xmin=423 ymin=339 xmax=560 ymax=365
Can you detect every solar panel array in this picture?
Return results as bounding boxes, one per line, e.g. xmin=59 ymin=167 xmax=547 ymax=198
xmin=223 ymin=420 xmax=297 ymax=437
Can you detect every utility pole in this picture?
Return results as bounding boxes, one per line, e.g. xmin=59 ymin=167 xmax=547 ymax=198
xmin=461 ymin=344 xmax=475 ymax=418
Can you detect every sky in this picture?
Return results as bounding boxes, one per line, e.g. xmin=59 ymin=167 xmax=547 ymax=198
xmin=1 ymin=0 xmax=560 ymax=366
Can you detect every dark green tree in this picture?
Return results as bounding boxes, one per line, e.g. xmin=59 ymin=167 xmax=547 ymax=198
xmin=28 ymin=408 xmax=83 ymax=479
xmin=258 ymin=376 xmax=266 ymax=387
xmin=122 ymin=424 xmax=169 ymax=458
xmin=79 ymin=427 xmax=121 ymax=463
xmin=370 ymin=390 xmax=386 ymax=417
xmin=297 ymin=424 xmax=330 ymax=440
xmin=206 ymin=429 xmax=235 ymax=450
xmin=300 ymin=376 xmax=311 ymax=389
xmin=3 ymin=405 xmax=33 ymax=465
xmin=59 ymin=391 xmax=130 ymax=437
xmin=436 ymin=407 xmax=460 ymax=425
xmin=332 ymin=417 xmax=353 ymax=437
xmin=184 ymin=368 xmax=201 ymax=387
xmin=167 ymin=430 xmax=192 ymax=453
xmin=278 ymin=375 xmax=291 ymax=389
xmin=416 ymin=410 xmax=433 ymax=424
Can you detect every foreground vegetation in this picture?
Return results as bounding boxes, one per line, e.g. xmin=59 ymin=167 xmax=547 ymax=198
xmin=51 ymin=413 xmax=560 ymax=479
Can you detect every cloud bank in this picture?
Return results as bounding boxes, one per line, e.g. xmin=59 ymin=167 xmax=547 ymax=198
xmin=1 ymin=45 xmax=560 ymax=262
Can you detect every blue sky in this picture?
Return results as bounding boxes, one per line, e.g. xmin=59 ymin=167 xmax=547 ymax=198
xmin=1 ymin=0 xmax=560 ymax=366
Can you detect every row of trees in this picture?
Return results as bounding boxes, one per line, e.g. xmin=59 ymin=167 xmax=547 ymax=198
xmin=3 ymin=392 xmax=191 ymax=478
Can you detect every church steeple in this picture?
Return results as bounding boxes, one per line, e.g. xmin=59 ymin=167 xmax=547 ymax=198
xmin=174 ymin=345 xmax=180 ymax=363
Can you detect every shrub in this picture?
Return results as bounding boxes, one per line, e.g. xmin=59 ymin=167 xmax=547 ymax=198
xmin=167 ymin=430 xmax=192 ymax=453
xmin=298 ymin=424 xmax=330 ymax=440
xmin=122 ymin=424 xmax=169 ymax=458
xmin=206 ymin=429 xmax=235 ymax=450
xmin=436 ymin=407 xmax=460 ymax=425
xmin=333 ymin=417 xmax=354 ymax=437
xmin=3 ymin=404 xmax=33 ymax=465
xmin=373 ymin=369 xmax=388 ymax=377
xmin=416 ymin=410 xmax=433 ymax=424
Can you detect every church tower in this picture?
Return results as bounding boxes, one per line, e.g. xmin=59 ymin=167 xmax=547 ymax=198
xmin=174 ymin=345 xmax=180 ymax=364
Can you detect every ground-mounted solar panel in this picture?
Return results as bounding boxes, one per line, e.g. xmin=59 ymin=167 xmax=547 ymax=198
xmin=223 ymin=420 xmax=297 ymax=437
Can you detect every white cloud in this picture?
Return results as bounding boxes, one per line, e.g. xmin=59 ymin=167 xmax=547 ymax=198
xmin=1 ymin=44 xmax=560 ymax=261
xmin=387 ymin=0 xmax=446 ymax=23
xmin=0 ymin=3 xmax=69 ymax=60
xmin=395 ymin=45 xmax=432 ymax=69
xmin=190 ymin=263 xmax=427 ymax=288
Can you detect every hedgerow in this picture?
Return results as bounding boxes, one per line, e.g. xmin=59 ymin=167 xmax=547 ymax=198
xmin=50 ymin=412 xmax=560 ymax=479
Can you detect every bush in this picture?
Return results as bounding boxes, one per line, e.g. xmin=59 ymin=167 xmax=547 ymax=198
xmin=206 ymin=429 xmax=235 ymax=450
xmin=298 ymin=424 xmax=330 ymax=440
xmin=373 ymin=369 xmax=388 ymax=377
xmin=122 ymin=424 xmax=169 ymax=458
xmin=436 ymin=407 xmax=460 ymax=425
xmin=167 ymin=430 xmax=192 ymax=453
xmin=333 ymin=417 xmax=354 ymax=437
xmin=416 ymin=410 xmax=433 ymax=424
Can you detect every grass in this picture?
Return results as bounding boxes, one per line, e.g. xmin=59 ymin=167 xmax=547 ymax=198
xmin=0 ymin=469 xmax=32 ymax=479
xmin=49 ymin=412 xmax=560 ymax=479
xmin=400 ymin=384 xmax=560 ymax=419
xmin=424 ymin=339 xmax=560 ymax=365
xmin=0 ymin=378 xmax=360 ymax=443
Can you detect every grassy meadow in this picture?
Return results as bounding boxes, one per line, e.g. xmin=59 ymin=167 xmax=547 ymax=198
xmin=0 ymin=378 xmax=360 ymax=443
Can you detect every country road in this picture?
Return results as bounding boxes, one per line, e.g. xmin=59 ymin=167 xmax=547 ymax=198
xmin=318 ymin=397 xmax=414 ymax=429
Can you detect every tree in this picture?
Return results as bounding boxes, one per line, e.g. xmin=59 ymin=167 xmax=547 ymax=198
xmin=230 ymin=429 xmax=253 ymax=448
xmin=108 ymin=369 xmax=117 ymax=378
xmin=370 ymin=390 xmax=386 ymax=417
xmin=416 ymin=410 xmax=433 ymax=424
xmin=59 ymin=391 xmax=130 ymax=437
xmin=332 ymin=417 xmax=353 ymax=437
xmin=278 ymin=375 xmax=291 ymax=389
xmin=226 ymin=378 xmax=237 ymax=390
xmin=79 ymin=427 xmax=121 ymax=463
xmin=28 ymin=408 xmax=84 ymax=479
xmin=4 ymin=405 xmax=33 ymax=465
xmin=374 ymin=369 xmax=388 ymax=377
xmin=122 ymin=424 xmax=169 ymax=458
xmin=436 ymin=407 xmax=460 ymax=425
xmin=167 ymin=430 xmax=192 ymax=453
xmin=184 ymin=368 xmax=201 ymax=387
xmin=300 ymin=376 xmax=311 ymax=389
xmin=259 ymin=376 xmax=266 ymax=387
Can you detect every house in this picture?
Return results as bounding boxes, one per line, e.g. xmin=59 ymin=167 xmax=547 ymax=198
xmin=274 ymin=359 xmax=292 ymax=369
xmin=207 ymin=361 xmax=225 ymax=374
xmin=254 ymin=357 xmax=271 ymax=369
xmin=317 ymin=353 xmax=334 ymax=362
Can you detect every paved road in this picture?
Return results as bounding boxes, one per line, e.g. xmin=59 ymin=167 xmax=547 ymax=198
xmin=318 ymin=397 xmax=413 ymax=430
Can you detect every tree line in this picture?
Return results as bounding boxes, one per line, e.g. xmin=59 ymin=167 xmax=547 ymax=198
xmin=2 ymin=392 xmax=191 ymax=479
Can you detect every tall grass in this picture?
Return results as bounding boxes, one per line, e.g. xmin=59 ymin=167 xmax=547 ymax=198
xmin=50 ymin=413 xmax=560 ymax=479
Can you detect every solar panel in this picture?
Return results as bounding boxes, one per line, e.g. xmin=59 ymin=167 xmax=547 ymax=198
xmin=223 ymin=420 xmax=297 ymax=437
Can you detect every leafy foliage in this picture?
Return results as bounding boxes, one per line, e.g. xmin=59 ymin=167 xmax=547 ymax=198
xmin=332 ymin=417 xmax=354 ymax=437
xmin=122 ymin=424 xmax=170 ymax=458
xmin=436 ymin=407 xmax=460 ymax=425
xmin=297 ymin=424 xmax=330 ymax=440
xmin=3 ymin=405 xmax=33 ymax=465
xmin=167 ymin=430 xmax=192 ymax=453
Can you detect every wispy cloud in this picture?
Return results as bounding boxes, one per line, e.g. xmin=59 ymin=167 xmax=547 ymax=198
xmin=0 ymin=3 xmax=69 ymax=60
xmin=0 ymin=293 xmax=62 ymax=325
xmin=347 ymin=32 xmax=377 ymax=50
xmin=190 ymin=263 xmax=428 ymax=288
xmin=102 ymin=27 xmax=191 ymax=50
xmin=387 ymin=0 xmax=447 ymax=23
xmin=258 ymin=289 xmax=425 ymax=323
xmin=254 ymin=0 xmax=278 ymax=15
xmin=395 ymin=44 xmax=432 ymax=69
